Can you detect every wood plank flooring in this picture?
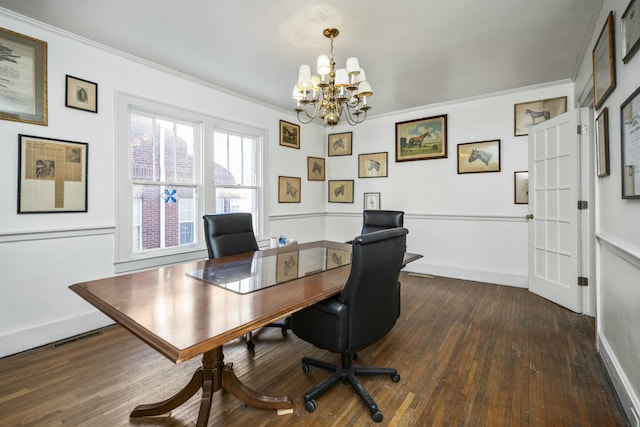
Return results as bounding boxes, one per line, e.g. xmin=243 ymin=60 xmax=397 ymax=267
xmin=0 ymin=273 xmax=628 ymax=426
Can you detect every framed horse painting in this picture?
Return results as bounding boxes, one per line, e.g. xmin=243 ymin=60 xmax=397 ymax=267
xmin=457 ymin=140 xmax=501 ymax=174
xmin=395 ymin=114 xmax=447 ymax=162
xmin=307 ymin=156 xmax=325 ymax=181
xmin=278 ymin=176 xmax=301 ymax=203
xmin=279 ymin=120 xmax=300 ymax=149
xmin=513 ymin=96 xmax=567 ymax=136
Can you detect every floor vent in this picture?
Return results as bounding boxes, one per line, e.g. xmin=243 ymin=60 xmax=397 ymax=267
xmin=50 ymin=330 xmax=102 ymax=349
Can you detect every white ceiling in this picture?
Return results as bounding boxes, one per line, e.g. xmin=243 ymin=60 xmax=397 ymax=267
xmin=0 ymin=0 xmax=603 ymax=117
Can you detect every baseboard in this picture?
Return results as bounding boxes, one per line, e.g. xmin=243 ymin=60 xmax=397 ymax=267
xmin=0 ymin=311 xmax=114 ymax=358
xmin=404 ymin=261 xmax=528 ymax=288
xmin=598 ymin=331 xmax=639 ymax=426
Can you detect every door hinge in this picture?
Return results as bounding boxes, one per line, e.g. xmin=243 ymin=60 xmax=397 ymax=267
xmin=578 ymin=200 xmax=588 ymax=210
xmin=577 ymin=125 xmax=588 ymax=135
xmin=578 ymin=277 xmax=589 ymax=287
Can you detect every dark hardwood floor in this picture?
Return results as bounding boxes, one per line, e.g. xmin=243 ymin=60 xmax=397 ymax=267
xmin=0 ymin=273 xmax=628 ymax=426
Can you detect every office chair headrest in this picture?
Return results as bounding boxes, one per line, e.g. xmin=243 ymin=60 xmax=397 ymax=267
xmin=353 ymin=227 xmax=408 ymax=246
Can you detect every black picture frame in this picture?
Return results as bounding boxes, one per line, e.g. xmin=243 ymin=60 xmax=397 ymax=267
xmin=620 ymin=86 xmax=640 ymax=199
xmin=18 ymin=134 xmax=88 ymax=213
xmin=65 ymin=75 xmax=98 ymax=113
xmin=622 ymin=0 xmax=640 ymax=63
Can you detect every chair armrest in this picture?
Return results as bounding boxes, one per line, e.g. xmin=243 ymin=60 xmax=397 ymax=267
xmin=291 ymin=297 xmax=349 ymax=352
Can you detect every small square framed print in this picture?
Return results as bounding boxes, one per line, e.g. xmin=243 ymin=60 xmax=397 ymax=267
xmin=328 ymin=132 xmax=352 ymax=156
xmin=364 ymin=192 xmax=381 ymax=210
xmin=358 ymin=152 xmax=388 ymax=178
xmin=279 ymin=120 xmax=300 ymax=149
xmin=65 ymin=75 xmax=98 ymax=113
xmin=307 ymin=156 xmax=325 ymax=181
xmin=278 ymin=176 xmax=301 ymax=203
xmin=328 ymin=180 xmax=354 ymax=203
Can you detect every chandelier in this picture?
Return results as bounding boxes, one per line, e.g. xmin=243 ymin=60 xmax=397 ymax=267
xmin=292 ymin=28 xmax=373 ymax=127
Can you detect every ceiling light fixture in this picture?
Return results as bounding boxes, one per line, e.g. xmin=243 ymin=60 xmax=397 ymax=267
xmin=292 ymin=28 xmax=372 ymax=127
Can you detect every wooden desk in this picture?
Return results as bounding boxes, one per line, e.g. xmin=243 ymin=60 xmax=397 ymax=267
xmin=70 ymin=241 xmax=421 ymax=426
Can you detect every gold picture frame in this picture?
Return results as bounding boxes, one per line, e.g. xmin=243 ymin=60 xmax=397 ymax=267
xmin=593 ymin=11 xmax=616 ymax=110
xmin=358 ymin=152 xmax=388 ymax=178
xmin=279 ymin=120 xmax=300 ymax=149
xmin=514 ymin=96 xmax=568 ymax=136
xmin=328 ymin=132 xmax=352 ymax=156
xmin=395 ymin=114 xmax=447 ymax=162
xmin=65 ymin=75 xmax=98 ymax=113
xmin=328 ymin=180 xmax=354 ymax=203
xmin=307 ymin=156 xmax=325 ymax=181
xmin=457 ymin=140 xmax=501 ymax=174
xmin=0 ymin=27 xmax=47 ymax=126
xmin=514 ymin=171 xmax=529 ymax=204
xmin=278 ymin=176 xmax=301 ymax=203
xmin=18 ymin=134 xmax=88 ymax=213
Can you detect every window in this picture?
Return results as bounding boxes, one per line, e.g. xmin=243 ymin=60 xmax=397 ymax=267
xmin=116 ymin=93 xmax=266 ymax=272
xmin=212 ymin=130 xmax=259 ymax=231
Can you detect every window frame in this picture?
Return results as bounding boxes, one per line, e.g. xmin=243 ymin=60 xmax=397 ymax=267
xmin=116 ymin=93 xmax=267 ymax=273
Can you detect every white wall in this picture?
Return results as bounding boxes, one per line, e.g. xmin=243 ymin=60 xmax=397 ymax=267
xmin=4 ymin=15 xmax=637 ymax=426
xmin=0 ymin=10 xmax=326 ymax=356
xmin=573 ymin=1 xmax=640 ymax=422
xmin=323 ymin=83 xmax=573 ymax=287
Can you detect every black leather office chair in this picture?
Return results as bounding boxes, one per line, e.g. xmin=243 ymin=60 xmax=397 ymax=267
xmin=292 ymin=227 xmax=408 ymax=423
xmin=203 ymin=212 xmax=290 ymax=351
xmin=361 ymin=210 xmax=404 ymax=234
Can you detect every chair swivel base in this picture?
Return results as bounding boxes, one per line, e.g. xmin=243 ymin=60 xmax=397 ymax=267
xmin=300 ymin=354 xmax=400 ymax=423
xmin=245 ymin=317 xmax=291 ymax=351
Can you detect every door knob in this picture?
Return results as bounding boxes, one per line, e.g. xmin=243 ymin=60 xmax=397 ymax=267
xmin=526 ymin=214 xmax=534 ymax=220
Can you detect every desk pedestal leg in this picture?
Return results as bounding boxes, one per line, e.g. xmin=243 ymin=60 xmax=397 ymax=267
xmin=130 ymin=346 xmax=293 ymax=426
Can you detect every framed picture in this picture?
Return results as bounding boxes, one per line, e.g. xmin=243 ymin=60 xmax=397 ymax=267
xmin=326 ymin=248 xmax=351 ymax=269
xmin=395 ymin=114 xmax=447 ymax=162
xmin=65 ymin=75 xmax=98 ymax=113
xmin=622 ymin=0 xmax=640 ymax=63
xmin=328 ymin=132 xmax=352 ymax=156
xmin=18 ymin=134 xmax=88 ymax=213
xmin=276 ymin=251 xmax=299 ymax=283
xmin=620 ymin=86 xmax=640 ymax=199
xmin=514 ymin=171 xmax=529 ymax=204
xmin=593 ymin=11 xmax=616 ymax=110
xmin=278 ymin=176 xmax=301 ymax=203
xmin=457 ymin=140 xmax=501 ymax=174
xmin=279 ymin=120 xmax=300 ymax=149
xmin=0 ymin=28 xmax=47 ymax=126
xmin=358 ymin=152 xmax=388 ymax=178
xmin=595 ymin=107 xmax=610 ymax=177
xmin=307 ymin=156 xmax=325 ymax=181
xmin=328 ymin=180 xmax=354 ymax=203
xmin=364 ymin=192 xmax=381 ymax=210
xmin=514 ymin=96 xmax=568 ymax=136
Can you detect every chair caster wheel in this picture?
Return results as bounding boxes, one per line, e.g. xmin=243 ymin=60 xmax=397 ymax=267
xmin=371 ymin=410 xmax=383 ymax=422
xmin=302 ymin=363 xmax=311 ymax=375
xmin=391 ymin=373 xmax=400 ymax=383
xmin=352 ymin=352 xmax=358 ymax=360
xmin=246 ymin=340 xmax=255 ymax=352
xmin=304 ymin=399 xmax=317 ymax=413
xmin=281 ymin=327 xmax=287 ymax=336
